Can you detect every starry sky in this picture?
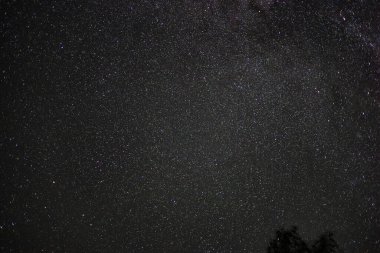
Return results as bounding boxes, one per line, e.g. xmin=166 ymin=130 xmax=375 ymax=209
xmin=1 ymin=0 xmax=380 ymax=252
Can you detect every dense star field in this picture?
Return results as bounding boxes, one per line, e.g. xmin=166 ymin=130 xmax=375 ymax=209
xmin=1 ymin=0 xmax=380 ymax=252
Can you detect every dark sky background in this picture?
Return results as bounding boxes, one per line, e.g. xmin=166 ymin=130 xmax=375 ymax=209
xmin=1 ymin=0 xmax=380 ymax=252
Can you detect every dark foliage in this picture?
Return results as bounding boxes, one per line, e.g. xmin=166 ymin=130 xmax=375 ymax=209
xmin=267 ymin=226 xmax=310 ymax=253
xmin=311 ymin=232 xmax=341 ymax=253
xmin=267 ymin=227 xmax=342 ymax=253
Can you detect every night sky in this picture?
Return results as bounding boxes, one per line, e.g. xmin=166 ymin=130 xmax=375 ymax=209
xmin=1 ymin=0 xmax=380 ymax=252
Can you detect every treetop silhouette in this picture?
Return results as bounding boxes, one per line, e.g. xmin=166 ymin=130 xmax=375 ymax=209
xmin=267 ymin=227 xmax=342 ymax=253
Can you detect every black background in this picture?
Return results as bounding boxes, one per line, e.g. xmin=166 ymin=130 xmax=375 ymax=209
xmin=1 ymin=0 xmax=380 ymax=252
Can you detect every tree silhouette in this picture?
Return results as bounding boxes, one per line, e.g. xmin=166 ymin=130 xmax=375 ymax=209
xmin=311 ymin=232 xmax=341 ymax=253
xmin=267 ymin=226 xmax=310 ymax=253
xmin=267 ymin=227 xmax=343 ymax=253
